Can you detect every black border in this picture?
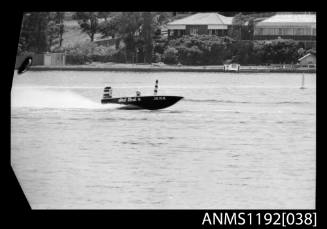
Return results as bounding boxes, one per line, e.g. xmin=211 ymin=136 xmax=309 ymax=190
xmin=6 ymin=3 xmax=323 ymax=228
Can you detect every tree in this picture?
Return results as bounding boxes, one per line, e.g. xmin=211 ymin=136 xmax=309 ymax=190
xmin=73 ymin=12 xmax=100 ymax=42
xmin=18 ymin=12 xmax=49 ymax=53
xmin=162 ymin=47 xmax=178 ymax=64
xmin=142 ymin=12 xmax=153 ymax=63
xmin=55 ymin=12 xmax=65 ymax=47
xmin=98 ymin=14 xmax=121 ymax=39
xmin=99 ymin=12 xmax=174 ymax=63
xmin=231 ymin=12 xmax=275 ymax=40
xmin=97 ymin=12 xmax=111 ymax=21
xmin=110 ymin=12 xmax=143 ymax=62
xmin=18 ymin=12 xmax=67 ymax=54
xmin=42 ymin=12 xmax=67 ymax=51
xmin=46 ymin=20 xmax=59 ymax=51
xmin=230 ymin=13 xmax=248 ymax=40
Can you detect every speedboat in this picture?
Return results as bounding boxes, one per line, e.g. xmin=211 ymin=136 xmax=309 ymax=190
xmin=101 ymin=80 xmax=183 ymax=110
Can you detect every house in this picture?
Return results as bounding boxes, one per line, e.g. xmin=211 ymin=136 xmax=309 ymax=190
xmin=167 ymin=13 xmax=233 ymax=38
xmin=254 ymin=13 xmax=316 ymax=41
xmin=298 ymin=53 xmax=316 ymax=66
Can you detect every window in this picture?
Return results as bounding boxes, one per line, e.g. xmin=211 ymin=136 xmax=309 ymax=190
xmin=190 ymin=28 xmax=198 ymax=35
xmin=278 ymin=28 xmax=283 ymax=35
xmin=304 ymin=28 xmax=311 ymax=36
xmin=274 ymin=28 xmax=279 ymax=35
xmin=295 ymin=28 xmax=305 ymax=36
xmin=254 ymin=28 xmax=262 ymax=35
xmin=209 ymin=30 xmax=226 ymax=36
xmin=262 ymin=28 xmax=269 ymax=35
xmin=283 ymin=28 xmax=293 ymax=35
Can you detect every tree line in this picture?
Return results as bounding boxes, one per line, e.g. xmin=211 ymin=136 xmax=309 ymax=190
xmin=18 ymin=12 xmax=170 ymax=64
xmin=18 ymin=12 xmax=64 ymax=54
xmin=158 ymin=35 xmax=315 ymax=65
xmin=18 ymin=12 xmax=315 ymax=65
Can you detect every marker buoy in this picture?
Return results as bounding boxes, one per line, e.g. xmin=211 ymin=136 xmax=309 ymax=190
xmin=154 ymin=80 xmax=158 ymax=95
xmin=300 ymin=74 xmax=306 ymax=90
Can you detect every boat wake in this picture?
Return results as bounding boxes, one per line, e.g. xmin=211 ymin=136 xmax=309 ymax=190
xmin=11 ymin=87 xmax=121 ymax=110
xmin=184 ymin=98 xmax=309 ymax=105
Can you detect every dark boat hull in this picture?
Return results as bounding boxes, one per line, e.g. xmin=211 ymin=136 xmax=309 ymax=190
xmin=101 ymin=95 xmax=183 ymax=110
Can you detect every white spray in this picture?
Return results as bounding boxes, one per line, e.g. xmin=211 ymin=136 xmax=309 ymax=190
xmin=11 ymin=87 xmax=121 ymax=109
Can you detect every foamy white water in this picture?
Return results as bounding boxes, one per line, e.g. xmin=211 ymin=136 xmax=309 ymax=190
xmin=11 ymin=71 xmax=316 ymax=209
xmin=11 ymin=87 xmax=121 ymax=109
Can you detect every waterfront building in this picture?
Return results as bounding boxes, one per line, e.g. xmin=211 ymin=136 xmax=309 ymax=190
xmin=298 ymin=53 xmax=316 ymax=67
xmin=167 ymin=13 xmax=233 ymax=38
xmin=254 ymin=13 xmax=316 ymax=41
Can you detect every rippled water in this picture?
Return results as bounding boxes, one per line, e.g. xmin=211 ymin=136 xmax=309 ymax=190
xmin=11 ymin=71 xmax=316 ymax=209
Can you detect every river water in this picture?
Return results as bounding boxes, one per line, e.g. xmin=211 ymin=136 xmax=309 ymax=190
xmin=10 ymin=71 xmax=316 ymax=209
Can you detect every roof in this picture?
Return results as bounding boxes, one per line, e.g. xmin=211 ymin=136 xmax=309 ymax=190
xmin=298 ymin=53 xmax=316 ymax=61
xmin=256 ymin=14 xmax=316 ymax=27
xmin=168 ymin=13 xmax=233 ymax=26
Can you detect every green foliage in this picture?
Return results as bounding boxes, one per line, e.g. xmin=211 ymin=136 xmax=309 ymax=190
xmin=152 ymin=12 xmax=172 ymax=26
xmin=177 ymin=45 xmax=203 ymax=65
xmin=258 ymin=39 xmax=301 ymax=64
xmin=228 ymin=25 xmax=242 ymax=40
xmin=62 ymin=34 xmax=308 ymax=65
xmin=117 ymin=12 xmax=144 ymax=59
xmin=163 ymin=35 xmax=234 ymax=65
xmin=297 ymin=47 xmax=306 ymax=57
xmin=73 ymin=12 xmax=100 ymax=41
xmin=55 ymin=12 xmax=65 ymax=47
xmin=160 ymin=35 xmax=303 ymax=65
xmin=64 ymin=41 xmax=126 ymax=64
xmin=18 ymin=12 xmax=49 ymax=54
xmin=153 ymin=52 xmax=162 ymax=63
xmin=97 ymin=12 xmax=145 ymax=62
xmin=66 ymin=54 xmax=90 ymax=65
xmin=47 ymin=19 xmax=60 ymax=51
xmin=98 ymin=12 xmax=168 ymax=63
xmin=306 ymin=48 xmax=316 ymax=55
xmin=231 ymin=40 xmax=253 ymax=64
xmin=162 ymin=47 xmax=178 ymax=64
xmin=18 ymin=12 xmax=66 ymax=54
xmin=231 ymin=12 xmax=274 ymax=40
xmin=98 ymin=16 xmax=120 ymax=39
xmin=97 ymin=12 xmax=111 ymax=21
xmin=142 ymin=12 xmax=153 ymax=63
xmin=19 ymin=11 xmax=311 ymax=66
xmin=154 ymin=42 xmax=166 ymax=54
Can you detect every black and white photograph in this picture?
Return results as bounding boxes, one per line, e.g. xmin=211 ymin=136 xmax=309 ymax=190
xmin=11 ymin=11 xmax=316 ymax=210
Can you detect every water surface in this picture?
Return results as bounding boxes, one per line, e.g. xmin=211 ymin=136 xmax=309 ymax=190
xmin=11 ymin=71 xmax=316 ymax=209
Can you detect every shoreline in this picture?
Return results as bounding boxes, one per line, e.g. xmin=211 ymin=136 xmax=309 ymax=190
xmin=28 ymin=63 xmax=316 ymax=73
